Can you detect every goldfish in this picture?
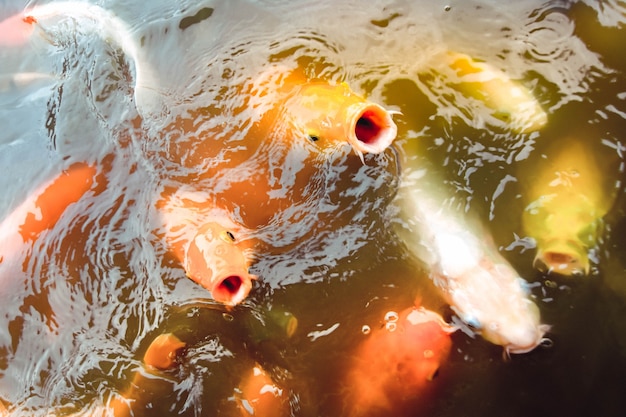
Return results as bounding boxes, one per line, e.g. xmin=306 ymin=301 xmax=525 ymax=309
xmin=343 ymin=306 xmax=454 ymax=417
xmin=158 ymin=191 xmax=258 ymax=306
xmin=393 ymin=160 xmax=549 ymax=356
xmin=234 ymin=363 xmax=290 ymax=417
xmin=274 ymin=70 xmax=399 ymax=160
xmin=522 ymin=140 xmax=615 ymax=276
xmin=431 ymin=51 xmax=548 ymax=133
xmin=0 ymin=163 xmax=97 ymax=262
xmin=108 ymin=333 xmax=187 ymax=417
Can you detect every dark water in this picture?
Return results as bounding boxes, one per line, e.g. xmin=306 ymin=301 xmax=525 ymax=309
xmin=1 ymin=0 xmax=626 ymax=416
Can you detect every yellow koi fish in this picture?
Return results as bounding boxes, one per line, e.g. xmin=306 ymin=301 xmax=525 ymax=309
xmin=434 ymin=51 xmax=548 ymax=133
xmin=248 ymin=66 xmax=398 ymax=160
xmin=522 ymin=140 xmax=615 ymax=276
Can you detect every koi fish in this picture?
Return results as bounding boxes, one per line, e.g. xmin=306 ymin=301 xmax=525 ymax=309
xmin=0 ymin=163 xmax=97 ymax=261
xmin=235 ymin=363 xmax=290 ymax=417
xmin=108 ymin=333 xmax=186 ymax=417
xmin=522 ymin=140 xmax=615 ymax=276
xmin=158 ymin=191 xmax=257 ymax=306
xmin=393 ymin=163 xmax=549 ymax=355
xmin=434 ymin=51 xmax=547 ymax=133
xmin=0 ymin=2 xmax=160 ymax=119
xmin=343 ymin=306 xmax=454 ymax=416
xmin=251 ymin=67 xmax=398 ymax=161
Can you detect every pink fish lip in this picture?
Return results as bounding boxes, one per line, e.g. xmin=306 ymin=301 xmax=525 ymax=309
xmin=534 ymin=239 xmax=589 ymax=277
xmin=209 ymin=270 xmax=255 ymax=306
xmin=502 ymin=324 xmax=551 ymax=356
xmin=347 ymin=103 xmax=398 ymax=154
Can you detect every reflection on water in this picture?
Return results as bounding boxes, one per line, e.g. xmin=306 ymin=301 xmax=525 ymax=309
xmin=1 ymin=0 xmax=626 ymax=416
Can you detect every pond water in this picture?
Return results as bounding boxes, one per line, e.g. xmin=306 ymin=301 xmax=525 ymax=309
xmin=1 ymin=0 xmax=626 ymax=416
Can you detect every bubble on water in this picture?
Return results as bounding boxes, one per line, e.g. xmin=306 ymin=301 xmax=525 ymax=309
xmin=384 ymin=311 xmax=398 ymax=323
xmin=361 ymin=325 xmax=371 ymax=335
xmin=444 ymin=5 xmax=451 ymax=12
xmin=544 ymin=279 xmax=557 ymax=289
xmin=385 ymin=322 xmax=397 ymax=332
xmin=222 ymin=313 xmax=234 ymax=322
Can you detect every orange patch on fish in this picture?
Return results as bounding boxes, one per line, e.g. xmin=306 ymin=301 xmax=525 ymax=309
xmin=344 ymin=307 xmax=454 ymax=416
xmin=142 ymin=333 xmax=186 ymax=371
xmin=0 ymin=12 xmax=37 ymax=47
xmin=18 ymin=163 xmax=96 ymax=242
xmin=236 ymin=364 xmax=289 ymax=417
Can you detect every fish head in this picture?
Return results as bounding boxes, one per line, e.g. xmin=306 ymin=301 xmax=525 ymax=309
xmin=534 ymin=238 xmax=589 ymax=277
xmin=285 ymin=81 xmax=397 ymax=156
xmin=448 ymin=260 xmax=548 ymax=355
xmin=185 ymin=222 xmax=256 ymax=306
xmin=345 ymin=306 xmax=453 ymax=415
xmin=476 ymin=296 xmax=548 ymax=355
xmin=236 ymin=364 xmax=288 ymax=417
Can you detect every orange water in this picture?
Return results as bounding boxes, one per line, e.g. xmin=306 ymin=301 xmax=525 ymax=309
xmin=1 ymin=0 xmax=625 ymax=416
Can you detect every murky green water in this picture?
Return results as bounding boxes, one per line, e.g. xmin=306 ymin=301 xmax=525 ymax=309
xmin=1 ymin=0 xmax=626 ymax=416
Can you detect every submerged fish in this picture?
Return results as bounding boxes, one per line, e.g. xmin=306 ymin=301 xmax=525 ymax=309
xmin=106 ymin=333 xmax=187 ymax=417
xmin=343 ymin=306 xmax=454 ymax=416
xmin=434 ymin=51 xmax=548 ymax=133
xmin=234 ymin=363 xmax=290 ymax=417
xmin=0 ymin=163 xmax=97 ymax=263
xmin=393 ymin=163 xmax=549 ymax=356
xmin=522 ymin=140 xmax=615 ymax=276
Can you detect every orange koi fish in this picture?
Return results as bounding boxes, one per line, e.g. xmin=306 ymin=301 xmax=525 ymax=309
xmin=158 ymin=191 xmax=257 ymax=306
xmin=394 ymin=162 xmax=549 ymax=355
xmin=522 ymin=140 xmax=615 ymax=276
xmin=343 ymin=306 xmax=454 ymax=417
xmin=108 ymin=333 xmax=187 ymax=417
xmin=435 ymin=51 xmax=547 ymax=133
xmin=251 ymin=67 xmax=398 ymax=160
xmin=173 ymin=67 xmax=399 ymax=228
xmin=0 ymin=163 xmax=97 ymax=255
xmin=234 ymin=363 xmax=290 ymax=417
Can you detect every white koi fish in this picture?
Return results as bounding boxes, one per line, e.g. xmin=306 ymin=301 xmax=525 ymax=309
xmin=393 ymin=164 xmax=549 ymax=355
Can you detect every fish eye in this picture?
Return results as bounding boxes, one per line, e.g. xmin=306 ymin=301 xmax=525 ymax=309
xmin=220 ymin=230 xmax=236 ymax=243
xmin=307 ymin=134 xmax=319 ymax=142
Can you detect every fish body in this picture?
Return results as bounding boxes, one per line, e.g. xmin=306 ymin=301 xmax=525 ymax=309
xmin=436 ymin=51 xmax=547 ymax=133
xmin=235 ymin=364 xmax=289 ymax=417
xmin=0 ymin=163 xmax=97 ymax=266
xmin=523 ymin=140 xmax=614 ymax=276
xmin=344 ymin=306 xmax=453 ymax=416
xmin=394 ymin=165 xmax=548 ymax=355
